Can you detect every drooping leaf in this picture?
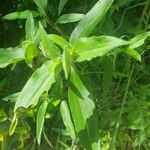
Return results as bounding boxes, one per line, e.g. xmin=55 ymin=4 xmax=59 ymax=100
xmin=39 ymin=23 xmax=60 ymax=58
xmin=0 ymin=47 xmax=24 ymax=68
xmin=14 ymin=60 xmax=60 ymax=110
xmin=56 ymin=13 xmax=84 ymax=24
xmin=74 ymin=36 xmax=128 ymax=62
xmin=68 ymin=67 xmax=100 ymax=149
xmin=48 ymin=34 xmax=69 ymax=49
xmin=23 ymin=41 xmax=38 ymax=67
xmin=2 ymin=10 xmax=40 ymax=20
xmin=36 ymin=98 xmax=49 ymax=145
xmin=58 ymin=0 xmax=68 ymax=15
xmin=60 ymin=100 xmax=76 ymax=140
xmin=129 ymin=32 xmax=150 ymax=49
xmin=62 ymin=48 xmax=72 ymax=79
xmin=25 ymin=13 xmax=35 ymax=40
xmin=125 ymin=48 xmax=141 ymax=62
xmin=70 ymin=0 xmax=114 ymax=43
xmin=33 ymin=0 xmax=47 ymax=15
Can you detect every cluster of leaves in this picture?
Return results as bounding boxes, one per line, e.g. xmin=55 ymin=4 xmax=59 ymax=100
xmin=0 ymin=0 xmax=150 ymax=149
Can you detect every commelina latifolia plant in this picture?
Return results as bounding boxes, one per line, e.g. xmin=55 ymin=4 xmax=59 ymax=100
xmin=0 ymin=0 xmax=150 ymax=149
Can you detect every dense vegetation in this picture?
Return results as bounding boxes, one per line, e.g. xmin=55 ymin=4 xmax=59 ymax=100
xmin=0 ymin=0 xmax=150 ymax=149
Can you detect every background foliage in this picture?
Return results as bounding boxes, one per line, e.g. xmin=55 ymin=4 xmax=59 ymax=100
xmin=0 ymin=0 xmax=150 ymax=149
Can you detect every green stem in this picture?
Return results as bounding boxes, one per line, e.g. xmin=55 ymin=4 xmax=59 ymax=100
xmin=109 ymin=64 xmax=135 ymax=150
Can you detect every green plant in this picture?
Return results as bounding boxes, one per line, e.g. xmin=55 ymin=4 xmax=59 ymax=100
xmin=0 ymin=0 xmax=150 ymax=149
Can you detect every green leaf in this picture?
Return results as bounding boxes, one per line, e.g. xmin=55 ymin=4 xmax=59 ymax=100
xmin=68 ymin=67 xmax=100 ymax=149
xmin=2 ymin=92 xmax=20 ymax=103
xmin=2 ymin=10 xmax=40 ymax=20
xmin=48 ymin=34 xmax=69 ymax=49
xmin=129 ymin=32 xmax=150 ymax=49
xmin=58 ymin=0 xmax=68 ymax=15
xmin=60 ymin=100 xmax=76 ymax=140
xmin=23 ymin=41 xmax=38 ymax=67
xmin=39 ymin=23 xmax=60 ymax=58
xmin=14 ymin=60 xmax=60 ymax=110
xmin=62 ymin=48 xmax=72 ymax=79
xmin=125 ymin=48 xmax=141 ymax=62
xmin=0 ymin=47 xmax=24 ymax=68
xmin=9 ymin=113 xmax=18 ymax=135
xmin=56 ymin=13 xmax=84 ymax=24
xmin=74 ymin=36 xmax=128 ymax=62
xmin=0 ymin=109 xmax=7 ymax=122
xmin=36 ymin=98 xmax=49 ymax=145
xmin=33 ymin=0 xmax=47 ymax=15
xmin=25 ymin=13 xmax=35 ymax=40
xmin=70 ymin=0 xmax=114 ymax=43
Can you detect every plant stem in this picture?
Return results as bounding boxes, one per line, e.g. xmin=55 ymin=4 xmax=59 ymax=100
xmin=109 ymin=63 xmax=135 ymax=150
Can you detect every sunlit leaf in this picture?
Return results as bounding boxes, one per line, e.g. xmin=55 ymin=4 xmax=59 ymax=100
xmin=62 ymin=48 xmax=72 ymax=79
xmin=25 ymin=13 xmax=35 ymax=40
xmin=0 ymin=47 xmax=24 ymax=68
xmin=70 ymin=0 xmax=114 ymax=43
xmin=60 ymin=100 xmax=76 ymax=140
xmin=74 ymin=36 xmax=128 ymax=62
xmin=14 ymin=60 xmax=60 ymax=110
xmin=36 ymin=98 xmax=49 ymax=145
xmin=56 ymin=13 xmax=84 ymax=24
xmin=2 ymin=10 xmax=40 ymax=20
xmin=39 ymin=23 xmax=60 ymax=58
xmin=9 ymin=113 xmax=18 ymax=135
xmin=125 ymin=48 xmax=141 ymax=62
xmin=48 ymin=34 xmax=69 ymax=49
xmin=129 ymin=32 xmax=150 ymax=49
xmin=68 ymin=67 xmax=100 ymax=149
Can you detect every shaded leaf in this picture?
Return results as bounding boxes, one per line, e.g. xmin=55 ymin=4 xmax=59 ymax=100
xmin=34 ymin=0 xmax=47 ymax=15
xmin=14 ymin=60 xmax=59 ymax=110
xmin=60 ymin=100 xmax=76 ymax=140
xmin=0 ymin=47 xmax=24 ymax=68
xmin=58 ymin=0 xmax=68 ymax=15
xmin=70 ymin=0 xmax=114 ymax=43
xmin=36 ymin=99 xmax=49 ymax=145
xmin=9 ymin=113 xmax=18 ymax=135
xmin=68 ymin=67 xmax=100 ymax=149
xmin=56 ymin=13 xmax=84 ymax=24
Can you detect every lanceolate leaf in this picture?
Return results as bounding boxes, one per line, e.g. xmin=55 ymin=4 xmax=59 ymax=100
xmin=74 ymin=36 xmax=128 ymax=62
xmin=58 ymin=0 xmax=68 ymax=15
xmin=33 ymin=0 xmax=47 ymax=15
xmin=68 ymin=67 xmax=100 ymax=149
xmin=56 ymin=13 xmax=84 ymax=24
xmin=25 ymin=13 xmax=35 ymax=40
xmin=60 ymin=100 xmax=76 ymax=140
xmin=48 ymin=34 xmax=69 ymax=49
xmin=36 ymin=99 xmax=49 ymax=145
xmin=62 ymin=48 xmax=72 ymax=79
xmin=70 ymin=0 xmax=114 ymax=43
xmin=129 ymin=32 xmax=150 ymax=49
xmin=125 ymin=48 xmax=141 ymax=62
xmin=39 ymin=23 xmax=60 ymax=58
xmin=2 ymin=10 xmax=40 ymax=20
xmin=0 ymin=47 xmax=24 ymax=68
xmin=14 ymin=60 xmax=59 ymax=110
